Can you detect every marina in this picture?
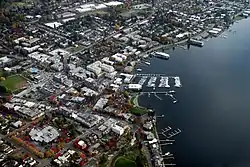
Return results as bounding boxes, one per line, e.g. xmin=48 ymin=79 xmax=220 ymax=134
xmin=134 ymin=75 xmax=182 ymax=90
xmin=155 ymin=123 xmax=182 ymax=166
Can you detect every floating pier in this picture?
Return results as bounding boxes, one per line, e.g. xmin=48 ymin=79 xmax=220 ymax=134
xmin=141 ymin=91 xmax=178 ymax=103
xmin=154 ymin=93 xmax=162 ymax=100
xmin=159 ymin=126 xmax=172 ymax=136
xmin=164 ymin=163 xmax=176 ymax=166
xmin=160 ymin=142 xmax=173 ymax=146
xmin=164 ymin=157 xmax=175 ymax=160
xmin=156 ymin=115 xmax=164 ymax=118
xmin=168 ymin=94 xmax=178 ymax=104
xmin=159 ymin=139 xmax=175 ymax=142
xmin=162 ymin=126 xmax=172 ymax=133
xmin=167 ymin=129 xmax=182 ymax=138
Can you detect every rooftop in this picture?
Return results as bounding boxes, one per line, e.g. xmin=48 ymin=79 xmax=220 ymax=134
xmin=29 ymin=126 xmax=60 ymax=143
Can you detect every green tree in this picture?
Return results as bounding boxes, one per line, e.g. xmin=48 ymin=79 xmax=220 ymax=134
xmin=99 ymin=154 xmax=108 ymax=165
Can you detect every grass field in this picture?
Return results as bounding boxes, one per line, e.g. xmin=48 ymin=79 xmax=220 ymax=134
xmin=0 ymin=75 xmax=27 ymax=92
xmin=130 ymin=106 xmax=148 ymax=115
xmin=115 ymin=157 xmax=136 ymax=167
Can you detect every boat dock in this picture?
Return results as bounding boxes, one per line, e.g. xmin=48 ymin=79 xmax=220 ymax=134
xmin=140 ymin=91 xmax=178 ymax=104
xmin=159 ymin=139 xmax=175 ymax=142
xmin=168 ymin=94 xmax=178 ymax=104
xmin=164 ymin=157 xmax=175 ymax=160
xmin=165 ymin=164 xmax=176 ymax=166
xmin=141 ymin=91 xmax=174 ymax=94
xmin=156 ymin=115 xmax=164 ymax=118
xmin=153 ymin=115 xmax=165 ymax=167
xmin=162 ymin=126 xmax=172 ymax=133
xmin=154 ymin=93 xmax=162 ymax=100
xmin=160 ymin=142 xmax=173 ymax=146
xmin=167 ymin=129 xmax=182 ymax=138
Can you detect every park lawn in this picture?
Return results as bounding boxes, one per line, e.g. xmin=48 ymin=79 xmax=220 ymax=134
xmin=115 ymin=157 xmax=136 ymax=167
xmin=130 ymin=106 xmax=148 ymax=115
xmin=130 ymin=96 xmax=136 ymax=105
xmin=0 ymin=75 xmax=27 ymax=91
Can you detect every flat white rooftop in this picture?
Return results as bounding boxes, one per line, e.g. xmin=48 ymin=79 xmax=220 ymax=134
xmin=44 ymin=22 xmax=63 ymax=28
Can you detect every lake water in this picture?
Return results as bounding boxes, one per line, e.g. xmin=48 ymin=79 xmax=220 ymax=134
xmin=138 ymin=18 xmax=250 ymax=167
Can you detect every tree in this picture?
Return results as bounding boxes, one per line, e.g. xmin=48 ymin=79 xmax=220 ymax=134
xmin=57 ymin=142 xmax=65 ymax=150
xmin=0 ymin=85 xmax=7 ymax=94
xmin=99 ymin=154 xmax=108 ymax=165
xmin=45 ymin=150 xmax=53 ymax=158
xmin=135 ymin=155 xmax=143 ymax=167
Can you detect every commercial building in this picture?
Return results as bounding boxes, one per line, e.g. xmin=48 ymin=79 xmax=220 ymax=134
xmin=100 ymin=63 xmax=115 ymax=73
xmin=93 ymin=98 xmax=108 ymax=110
xmin=81 ymin=87 xmax=99 ymax=97
xmin=29 ymin=126 xmax=60 ymax=143
xmin=111 ymin=124 xmax=125 ymax=136
xmin=0 ymin=56 xmax=13 ymax=68
xmin=86 ymin=63 xmax=102 ymax=76
xmin=53 ymin=74 xmax=73 ymax=87
xmin=71 ymin=113 xmax=103 ymax=128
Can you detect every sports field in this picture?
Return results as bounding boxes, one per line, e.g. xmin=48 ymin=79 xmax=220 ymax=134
xmin=0 ymin=75 xmax=28 ymax=92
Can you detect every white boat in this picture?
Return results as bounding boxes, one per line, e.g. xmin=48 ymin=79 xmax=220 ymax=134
xmin=137 ymin=68 xmax=142 ymax=72
xmin=169 ymin=90 xmax=176 ymax=93
xmin=151 ymin=52 xmax=170 ymax=59
xmin=188 ymin=39 xmax=204 ymax=47
xmin=145 ymin=62 xmax=150 ymax=65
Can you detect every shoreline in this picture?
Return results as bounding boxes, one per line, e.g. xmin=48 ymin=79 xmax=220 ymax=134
xmin=134 ymin=13 xmax=249 ymax=167
xmin=136 ymin=9 xmax=248 ymax=60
